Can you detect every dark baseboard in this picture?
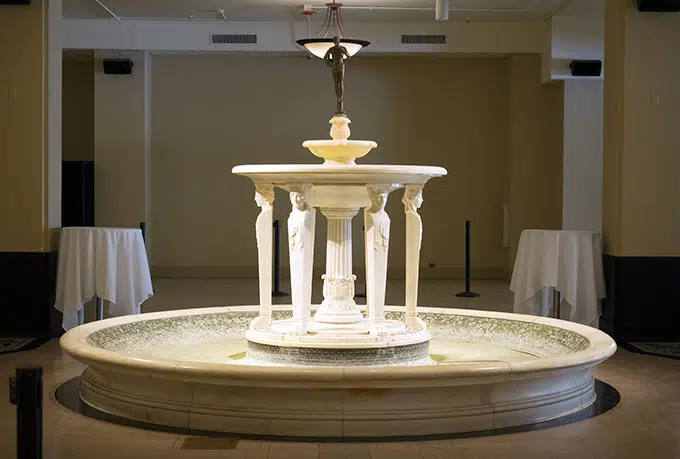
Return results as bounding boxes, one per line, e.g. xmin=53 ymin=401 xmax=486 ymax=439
xmin=601 ymin=254 xmax=680 ymax=341
xmin=0 ymin=251 xmax=62 ymax=338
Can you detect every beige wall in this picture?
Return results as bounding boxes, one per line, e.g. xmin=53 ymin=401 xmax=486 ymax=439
xmin=94 ymin=51 xmax=151 ymax=231
xmin=63 ymin=53 xmax=94 ymax=162
xmin=562 ymin=79 xmax=603 ymax=232
xmin=149 ymin=54 xmax=562 ymax=277
xmin=507 ymin=55 xmax=564 ymax=273
xmin=0 ymin=1 xmax=60 ymax=252
xmin=604 ymin=0 xmax=680 ymax=256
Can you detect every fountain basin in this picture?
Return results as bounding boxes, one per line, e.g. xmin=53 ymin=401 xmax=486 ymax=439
xmin=59 ymin=305 xmax=615 ymax=438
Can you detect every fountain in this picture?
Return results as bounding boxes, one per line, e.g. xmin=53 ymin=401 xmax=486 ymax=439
xmin=59 ymin=37 xmax=616 ymax=438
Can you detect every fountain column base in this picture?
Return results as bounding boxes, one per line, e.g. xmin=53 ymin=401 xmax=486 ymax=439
xmin=315 ymin=275 xmax=363 ymax=323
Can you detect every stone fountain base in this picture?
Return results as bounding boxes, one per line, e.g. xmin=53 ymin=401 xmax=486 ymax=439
xmin=59 ymin=305 xmax=616 ymax=439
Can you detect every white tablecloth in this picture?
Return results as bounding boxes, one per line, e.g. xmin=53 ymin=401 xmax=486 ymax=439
xmin=54 ymin=227 xmax=154 ymax=331
xmin=510 ymin=229 xmax=605 ymax=326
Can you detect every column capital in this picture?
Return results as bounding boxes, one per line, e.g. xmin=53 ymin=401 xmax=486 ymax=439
xmin=320 ymin=207 xmax=360 ymax=219
xmin=287 ymin=184 xmax=313 ymax=212
xmin=366 ymin=184 xmax=395 ymax=213
xmin=254 ymin=183 xmax=274 ymax=209
xmin=402 ymin=185 xmax=424 ymax=214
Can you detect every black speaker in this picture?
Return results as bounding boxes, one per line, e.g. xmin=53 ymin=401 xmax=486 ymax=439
xmin=637 ymin=0 xmax=680 ymax=11
xmin=569 ymin=60 xmax=602 ymax=77
xmin=62 ymin=161 xmax=94 ymax=227
xmin=102 ymin=58 xmax=133 ymax=75
xmin=0 ymin=0 xmax=31 ymax=4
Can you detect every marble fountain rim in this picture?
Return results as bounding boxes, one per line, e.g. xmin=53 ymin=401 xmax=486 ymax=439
xmin=59 ymin=306 xmax=616 ymax=387
xmin=230 ymin=164 xmax=448 ymax=184
xmin=231 ymin=164 xmax=448 ymax=174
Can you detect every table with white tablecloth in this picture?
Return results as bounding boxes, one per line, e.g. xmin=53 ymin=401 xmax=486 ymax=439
xmin=510 ymin=229 xmax=605 ymax=326
xmin=54 ymin=227 xmax=154 ymax=331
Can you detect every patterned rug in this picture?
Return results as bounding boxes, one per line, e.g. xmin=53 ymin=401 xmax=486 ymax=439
xmin=0 ymin=337 xmax=49 ymax=355
xmin=620 ymin=342 xmax=680 ymax=360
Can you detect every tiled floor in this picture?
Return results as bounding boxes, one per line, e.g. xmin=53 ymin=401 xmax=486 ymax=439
xmin=2 ymin=279 xmax=680 ymax=458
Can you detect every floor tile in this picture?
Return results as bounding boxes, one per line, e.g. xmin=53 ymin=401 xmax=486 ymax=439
xmin=268 ymin=442 xmax=319 ymax=459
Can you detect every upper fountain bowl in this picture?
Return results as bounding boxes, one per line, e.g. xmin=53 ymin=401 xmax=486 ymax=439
xmin=303 ymin=139 xmax=377 ymax=165
xmin=304 ymin=114 xmax=377 ymax=165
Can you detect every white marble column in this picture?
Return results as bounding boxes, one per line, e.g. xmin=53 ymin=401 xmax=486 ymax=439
xmin=403 ymin=185 xmax=424 ymax=330
xmin=315 ymin=207 xmax=363 ymax=324
xmin=252 ymin=184 xmax=274 ymax=327
xmin=365 ymin=185 xmax=392 ymax=334
xmin=287 ymin=185 xmax=316 ymax=334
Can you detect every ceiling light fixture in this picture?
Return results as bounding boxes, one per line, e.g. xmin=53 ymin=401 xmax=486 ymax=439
xmin=296 ymin=2 xmax=370 ymax=59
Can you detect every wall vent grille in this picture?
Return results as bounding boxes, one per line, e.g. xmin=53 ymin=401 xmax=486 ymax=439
xmin=401 ymin=34 xmax=447 ymax=44
xmin=211 ymin=34 xmax=258 ymax=44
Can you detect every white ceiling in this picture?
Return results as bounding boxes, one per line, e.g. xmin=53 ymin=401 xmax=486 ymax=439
xmin=63 ymin=0 xmax=604 ymax=22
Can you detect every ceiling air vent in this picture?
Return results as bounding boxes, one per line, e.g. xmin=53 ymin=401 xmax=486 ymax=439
xmin=211 ymin=34 xmax=258 ymax=45
xmin=401 ymin=34 xmax=447 ymax=45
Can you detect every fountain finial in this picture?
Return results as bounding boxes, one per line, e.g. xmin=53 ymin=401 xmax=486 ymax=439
xmin=329 ymin=115 xmax=351 ymax=141
xmin=300 ymin=33 xmax=377 ymax=165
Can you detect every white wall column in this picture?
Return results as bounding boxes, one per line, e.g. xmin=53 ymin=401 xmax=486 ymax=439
xmin=48 ymin=0 xmax=63 ymax=242
xmin=562 ymin=79 xmax=604 ymax=231
xmin=94 ymin=51 xmax=152 ymax=254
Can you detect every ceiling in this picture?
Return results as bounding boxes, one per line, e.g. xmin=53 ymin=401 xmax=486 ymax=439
xmin=63 ymin=0 xmax=604 ymax=22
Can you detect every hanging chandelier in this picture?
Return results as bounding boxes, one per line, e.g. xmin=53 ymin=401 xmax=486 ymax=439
xmin=296 ymin=2 xmax=370 ymax=59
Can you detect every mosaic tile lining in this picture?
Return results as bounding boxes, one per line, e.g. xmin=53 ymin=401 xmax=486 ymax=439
xmin=86 ymin=310 xmax=589 ymax=359
xmin=414 ymin=312 xmax=590 ymax=357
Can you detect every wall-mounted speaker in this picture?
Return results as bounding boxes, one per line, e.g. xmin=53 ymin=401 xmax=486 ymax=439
xmin=569 ymin=60 xmax=602 ymax=77
xmin=637 ymin=0 xmax=680 ymax=12
xmin=0 ymin=0 xmax=31 ymax=4
xmin=102 ymin=58 xmax=133 ymax=75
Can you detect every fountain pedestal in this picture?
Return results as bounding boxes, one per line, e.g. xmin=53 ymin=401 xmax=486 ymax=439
xmin=316 ymin=207 xmax=362 ymax=324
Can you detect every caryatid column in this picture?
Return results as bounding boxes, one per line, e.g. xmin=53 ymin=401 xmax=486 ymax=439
xmin=403 ymin=185 xmax=425 ymax=330
xmin=365 ymin=185 xmax=393 ymax=334
xmin=315 ymin=207 xmax=363 ymax=324
xmin=253 ymin=184 xmax=274 ymax=327
xmin=287 ymin=185 xmax=316 ymax=334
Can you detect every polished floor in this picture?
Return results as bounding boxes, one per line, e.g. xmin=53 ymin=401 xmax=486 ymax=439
xmin=1 ymin=279 xmax=679 ymax=458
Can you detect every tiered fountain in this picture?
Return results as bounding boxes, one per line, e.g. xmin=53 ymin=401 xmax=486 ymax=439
xmin=59 ymin=37 xmax=616 ymax=439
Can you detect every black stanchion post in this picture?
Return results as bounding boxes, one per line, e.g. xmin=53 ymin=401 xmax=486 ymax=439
xmin=10 ymin=367 xmax=43 ymax=459
xmin=272 ymin=220 xmax=289 ymax=297
xmin=456 ymin=220 xmax=480 ymax=298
